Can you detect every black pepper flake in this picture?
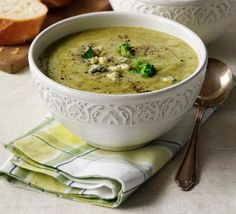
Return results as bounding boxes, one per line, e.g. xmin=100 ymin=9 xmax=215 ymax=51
xmin=93 ymin=87 xmax=100 ymax=90
xmin=60 ymin=77 xmax=64 ymax=80
xmin=172 ymin=78 xmax=178 ymax=83
xmin=133 ymin=85 xmax=144 ymax=93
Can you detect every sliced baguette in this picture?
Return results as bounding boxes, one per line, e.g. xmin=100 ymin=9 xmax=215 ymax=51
xmin=41 ymin=0 xmax=71 ymax=8
xmin=0 ymin=0 xmax=48 ymax=45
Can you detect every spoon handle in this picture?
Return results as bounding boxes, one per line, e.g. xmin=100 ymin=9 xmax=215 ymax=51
xmin=175 ymin=104 xmax=205 ymax=191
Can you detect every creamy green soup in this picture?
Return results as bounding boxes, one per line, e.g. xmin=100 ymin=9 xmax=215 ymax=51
xmin=39 ymin=27 xmax=199 ymax=94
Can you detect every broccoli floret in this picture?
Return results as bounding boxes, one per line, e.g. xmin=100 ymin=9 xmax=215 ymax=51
xmin=82 ymin=46 xmax=96 ymax=59
xmin=140 ymin=63 xmax=156 ymax=77
xmin=119 ymin=43 xmax=134 ymax=57
xmin=132 ymin=59 xmax=156 ymax=77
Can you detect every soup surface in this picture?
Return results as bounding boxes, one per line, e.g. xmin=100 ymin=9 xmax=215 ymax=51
xmin=40 ymin=27 xmax=199 ymax=94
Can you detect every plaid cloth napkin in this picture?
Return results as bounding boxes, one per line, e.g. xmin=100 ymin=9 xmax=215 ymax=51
xmin=0 ymin=107 xmax=217 ymax=207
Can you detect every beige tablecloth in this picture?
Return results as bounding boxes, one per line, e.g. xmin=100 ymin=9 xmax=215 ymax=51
xmin=0 ymin=19 xmax=236 ymax=214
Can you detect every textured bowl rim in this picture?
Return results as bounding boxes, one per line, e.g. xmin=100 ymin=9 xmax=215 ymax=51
xmin=29 ymin=11 xmax=207 ymax=98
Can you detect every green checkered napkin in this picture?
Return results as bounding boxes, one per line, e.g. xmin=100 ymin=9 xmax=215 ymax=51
xmin=0 ymin=107 xmax=216 ymax=207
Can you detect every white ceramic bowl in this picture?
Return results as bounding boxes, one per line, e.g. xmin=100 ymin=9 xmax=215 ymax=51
xmin=109 ymin=0 xmax=236 ymax=44
xmin=29 ymin=12 xmax=207 ymax=151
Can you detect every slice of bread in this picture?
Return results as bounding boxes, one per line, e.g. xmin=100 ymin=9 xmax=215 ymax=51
xmin=41 ymin=0 xmax=71 ymax=8
xmin=0 ymin=0 xmax=48 ymax=45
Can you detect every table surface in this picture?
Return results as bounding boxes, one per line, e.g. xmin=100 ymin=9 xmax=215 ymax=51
xmin=1 ymin=20 xmax=236 ymax=214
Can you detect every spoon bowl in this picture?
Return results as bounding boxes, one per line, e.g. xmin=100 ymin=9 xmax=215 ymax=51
xmin=198 ymin=58 xmax=233 ymax=106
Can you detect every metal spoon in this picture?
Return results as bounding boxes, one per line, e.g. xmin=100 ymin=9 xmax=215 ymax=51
xmin=175 ymin=58 xmax=233 ymax=191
